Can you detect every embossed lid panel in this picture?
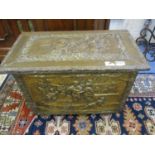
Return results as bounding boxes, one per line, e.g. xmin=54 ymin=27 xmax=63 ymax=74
xmin=0 ymin=30 xmax=149 ymax=73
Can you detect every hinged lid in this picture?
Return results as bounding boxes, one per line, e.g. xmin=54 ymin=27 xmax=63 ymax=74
xmin=0 ymin=30 xmax=150 ymax=74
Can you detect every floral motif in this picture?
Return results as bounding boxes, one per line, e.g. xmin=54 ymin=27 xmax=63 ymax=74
xmin=46 ymin=120 xmax=55 ymax=134
xmin=138 ymin=113 xmax=145 ymax=119
xmin=133 ymin=103 xmax=142 ymax=111
xmin=144 ymin=119 xmax=155 ymax=135
xmin=34 ymin=120 xmax=43 ymax=127
xmin=10 ymin=101 xmax=35 ymax=135
xmin=123 ymin=105 xmax=142 ymax=135
xmin=73 ymin=116 xmax=92 ymax=135
xmin=45 ymin=116 xmax=70 ymax=135
xmin=95 ymin=115 xmax=121 ymax=135
xmin=145 ymin=101 xmax=151 ymax=105
xmin=18 ymin=118 xmax=28 ymax=128
xmin=145 ymin=106 xmax=155 ymax=123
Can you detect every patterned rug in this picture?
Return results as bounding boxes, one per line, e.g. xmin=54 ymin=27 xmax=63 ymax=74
xmin=0 ymin=74 xmax=155 ymax=135
xmin=26 ymin=97 xmax=155 ymax=135
xmin=0 ymin=76 xmax=22 ymax=134
xmin=129 ymin=74 xmax=155 ymax=97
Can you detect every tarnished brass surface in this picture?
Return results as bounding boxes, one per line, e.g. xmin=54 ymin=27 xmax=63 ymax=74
xmin=0 ymin=30 xmax=150 ymax=73
xmin=14 ymin=72 xmax=136 ymax=114
xmin=0 ymin=30 xmax=149 ymax=114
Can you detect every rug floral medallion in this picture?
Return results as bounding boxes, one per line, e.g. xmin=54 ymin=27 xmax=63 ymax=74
xmin=0 ymin=74 xmax=155 ymax=135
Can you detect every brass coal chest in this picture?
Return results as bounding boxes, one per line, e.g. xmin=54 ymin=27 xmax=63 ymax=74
xmin=0 ymin=30 xmax=149 ymax=114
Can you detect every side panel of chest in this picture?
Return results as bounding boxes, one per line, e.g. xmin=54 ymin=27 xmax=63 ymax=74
xmin=14 ymin=72 xmax=136 ymax=114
